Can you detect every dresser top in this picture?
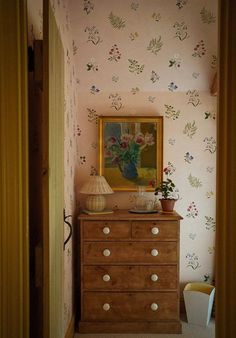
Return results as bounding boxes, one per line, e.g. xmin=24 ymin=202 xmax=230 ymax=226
xmin=78 ymin=209 xmax=182 ymax=221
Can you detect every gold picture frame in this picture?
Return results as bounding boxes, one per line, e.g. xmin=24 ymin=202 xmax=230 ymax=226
xmin=99 ymin=116 xmax=163 ymax=191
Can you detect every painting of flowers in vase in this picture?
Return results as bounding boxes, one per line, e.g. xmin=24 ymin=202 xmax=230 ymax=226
xmin=99 ymin=116 xmax=163 ymax=191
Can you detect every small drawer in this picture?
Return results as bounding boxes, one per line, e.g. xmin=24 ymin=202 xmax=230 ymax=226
xmin=83 ymin=265 xmax=178 ymax=290
xmin=83 ymin=291 xmax=179 ymax=321
xmin=82 ymin=220 xmax=131 ymax=240
xmin=132 ymin=221 xmax=178 ymax=240
xmin=83 ymin=242 xmax=177 ymax=264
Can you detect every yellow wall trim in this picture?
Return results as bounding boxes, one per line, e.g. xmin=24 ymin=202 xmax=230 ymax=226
xmin=0 ymin=1 xmax=29 ymax=338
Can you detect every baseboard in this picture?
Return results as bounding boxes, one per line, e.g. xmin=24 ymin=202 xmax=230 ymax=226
xmin=65 ymin=314 xmax=75 ymax=338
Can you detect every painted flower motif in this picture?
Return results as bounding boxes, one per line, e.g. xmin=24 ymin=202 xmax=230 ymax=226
xmin=205 ymin=111 xmax=216 ymax=120
xmin=108 ymin=12 xmax=126 ymax=29
xmin=83 ymin=0 xmax=94 ymax=15
xmin=186 ymin=201 xmax=199 ymax=218
xmin=169 ymin=54 xmax=182 ymax=68
xmin=192 ymin=40 xmax=206 ymax=57
xmin=205 ymin=216 xmax=216 ymax=231
xmin=131 ymin=2 xmax=139 ymax=10
xmin=206 ymin=166 xmax=214 ymax=173
xmin=131 ymin=87 xmax=140 ymax=95
xmin=147 ymin=36 xmax=163 ymax=55
xmin=208 ymin=246 xmax=215 ymax=254
xmin=173 ymin=22 xmax=189 ymax=41
xmin=165 ymin=104 xmax=180 ymax=120
xmin=86 ymin=60 xmax=98 ymax=72
xmin=188 ymin=174 xmax=202 ymax=188
xmin=200 ymin=7 xmax=216 ymax=24
xmin=186 ymin=90 xmax=201 ymax=106
xmin=192 ymin=72 xmax=200 ymax=79
xmin=168 ymin=82 xmax=178 ymax=91
xmin=129 ymin=32 xmax=139 ymax=41
xmin=90 ymin=165 xmax=98 ymax=176
xmin=168 ymin=138 xmax=176 ymax=145
xmin=163 ymin=162 xmax=176 ymax=176
xmin=189 ymin=233 xmax=197 ymax=240
xmin=109 ymin=93 xmax=123 ymax=110
xmin=206 ymin=191 xmax=214 ymax=199
xmin=85 ymin=26 xmax=102 ymax=45
xmin=186 ymin=253 xmax=201 ymax=270
xmin=108 ymin=44 xmax=121 ymax=62
xmin=151 ymin=12 xmax=161 ymax=22
xmin=176 ymin=0 xmax=188 ymax=9
xmin=184 ymin=152 xmax=194 ymax=163
xmin=90 ymin=85 xmax=100 ymax=94
xmin=203 ymin=274 xmax=211 ymax=282
xmin=150 ymin=70 xmax=160 ymax=83
xmin=148 ymin=96 xmax=156 ymax=103
xmin=87 ymin=108 xmax=98 ymax=123
xmin=79 ymin=155 xmax=86 ymax=165
xmin=128 ymin=59 xmax=145 ymax=74
xmin=211 ymin=55 xmax=217 ymax=69
xmin=204 ymin=137 xmax=216 ymax=153
xmin=112 ymin=75 xmax=119 ymax=82
xmin=77 ymin=125 xmax=82 ymax=136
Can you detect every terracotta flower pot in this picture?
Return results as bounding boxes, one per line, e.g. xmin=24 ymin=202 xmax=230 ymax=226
xmin=160 ymin=199 xmax=175 ymax=212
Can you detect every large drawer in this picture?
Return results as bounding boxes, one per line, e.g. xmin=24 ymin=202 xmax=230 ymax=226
xmin=83 ymin=265 xmax=178 ymax=290
xmin=82 ymin=220 xmax=131 ymax=240
xmin=83 ymin=242 xmax=177 ymax=264
xmin=132 ymin=221 xmax=178 ymax=240
xmin=83 ymin=291 xmax=179 ymax=321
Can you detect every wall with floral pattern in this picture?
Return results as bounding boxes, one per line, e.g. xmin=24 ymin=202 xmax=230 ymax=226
xmin=28 ymin=0 xmax=218 ymax=333
xmin=70 ymin=0 xmax=217 ymax=286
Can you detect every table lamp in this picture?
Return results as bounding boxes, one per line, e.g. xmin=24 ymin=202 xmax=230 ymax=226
xmin=80 ymin=175 xmax=114 ymax=212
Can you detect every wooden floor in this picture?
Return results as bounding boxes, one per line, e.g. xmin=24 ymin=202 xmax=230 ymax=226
xmin=74 ymin=317 xmax=215 ymax=338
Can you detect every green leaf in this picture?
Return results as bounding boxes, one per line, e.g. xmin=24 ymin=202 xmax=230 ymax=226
xmin=108 ymin=12 xmax=126 ymax=29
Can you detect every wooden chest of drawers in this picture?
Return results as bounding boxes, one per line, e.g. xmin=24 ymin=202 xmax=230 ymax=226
xmin=78 ymin=210 xmax=182 ymax=333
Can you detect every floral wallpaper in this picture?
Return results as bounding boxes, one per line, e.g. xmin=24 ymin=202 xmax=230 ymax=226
xmin=28 ymin=0 xmax=218 ymax=333
xmin=69 ymin=0 xmax=217 ymax=287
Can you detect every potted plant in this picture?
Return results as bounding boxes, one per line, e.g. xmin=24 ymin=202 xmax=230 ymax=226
xmin=154 ymin=178 xmax=177 ymax=212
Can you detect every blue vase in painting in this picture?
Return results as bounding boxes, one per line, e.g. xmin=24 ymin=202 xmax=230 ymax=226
xmin=122 ymin=161 xmax=138 ymax=180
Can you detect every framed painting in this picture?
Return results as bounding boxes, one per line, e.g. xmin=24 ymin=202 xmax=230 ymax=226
xmin=99 ymin=116 xmax=163 ymax=191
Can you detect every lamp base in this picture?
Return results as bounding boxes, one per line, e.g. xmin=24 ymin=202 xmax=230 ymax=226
xmin=85 ymin=194 xmax=106 ymax=212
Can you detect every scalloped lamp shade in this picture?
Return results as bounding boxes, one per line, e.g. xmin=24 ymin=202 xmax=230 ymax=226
xmin=80 ymin=175 xmax=114 ymax=211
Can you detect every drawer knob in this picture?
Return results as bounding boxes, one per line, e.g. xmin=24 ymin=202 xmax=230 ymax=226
xmin=103 ymin=249 xmax=111 ymax=257
xmin=151 ymin=303 xmax=159 ymax=311
xmin=103 ymin=227 xmax=110 ymax=235
xmin=151 ymin=249 xmax=159 ymax=257
xmin=103 ymin=303 xmax=110 ymax=311
xmin=151 ymin=274 xmax=159 ymax=282
xmin=102 ymin=274 xmax=111 ymax=282
xmin=151 ymin=227 xmax=159 ymax=235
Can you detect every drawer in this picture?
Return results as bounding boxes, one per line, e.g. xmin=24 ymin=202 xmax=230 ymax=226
xmin=83 ymin=265 xmax=178 ymax=290
xmin=83 ymin=242 xmax=177 ymax=264
xmin=83 ymin=291 xmax=179 ymax=321
xmin=82 ymin=220 xmax=131 ymax=240
xmin=132 ymin=221 xmax=178 ymax=240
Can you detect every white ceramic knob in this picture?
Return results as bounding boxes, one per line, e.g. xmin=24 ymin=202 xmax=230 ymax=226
xmin=103 ymin=303 xmax=110 ymax=311
xmin=151 ymin=303 xmax=159 ymax=311
xmin=103 ymin=274 xmax=111 ymax=282
xmin=103 ymin=249 xmax=111 ymax=257
xmin=103 ymin=227 xmax=110 ymax=235
xmin=151 ymin=274 xmax=159 ymax=282
xmin=151 ymin=249 xmax=159 ymax=257
xmin=151 ymin=227 xmax=159 ymax=235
